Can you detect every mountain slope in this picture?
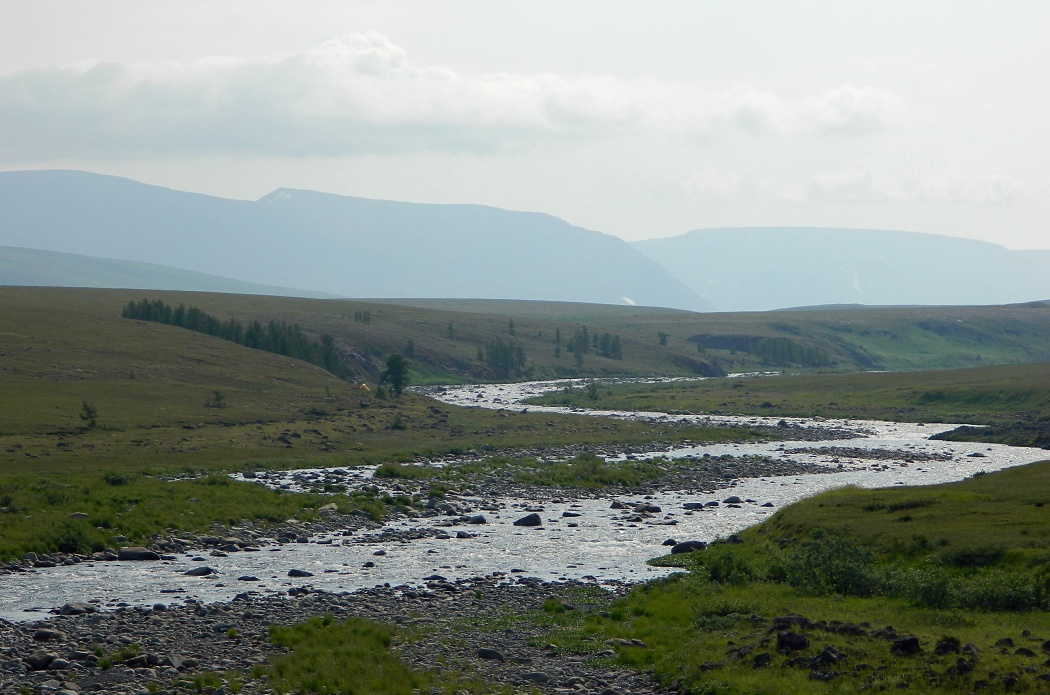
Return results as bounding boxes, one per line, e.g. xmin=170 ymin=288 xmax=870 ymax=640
xmin=0 ymin=170 xmax=712 ymax=311
xmin=0 ymin=245 xmax=335 ymax=297
xmin=633 ymin=227 xmax=1050 ymax=311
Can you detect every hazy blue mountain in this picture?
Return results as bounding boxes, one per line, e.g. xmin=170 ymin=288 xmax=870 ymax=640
xmin=0 ymin=170 xmax=711 ymax=311
xmin=633 ymin=227 xmax=1050 ymax=312
xmin=0 ymin=245 xmax=335 ymax=297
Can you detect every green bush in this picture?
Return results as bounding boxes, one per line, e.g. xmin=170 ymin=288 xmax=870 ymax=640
xmin=785 ymin=529 xmax=878 ymax=597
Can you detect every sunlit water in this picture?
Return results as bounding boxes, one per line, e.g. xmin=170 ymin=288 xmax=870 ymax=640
xmin=2 ymin=378 xmax=1045 ymax=622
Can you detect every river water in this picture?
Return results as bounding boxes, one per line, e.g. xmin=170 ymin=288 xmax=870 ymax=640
xmin=2 ymin=378 xmax=1045 ymax=622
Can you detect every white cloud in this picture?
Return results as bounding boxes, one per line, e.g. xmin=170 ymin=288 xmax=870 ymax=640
xmin=0 ymin=32 xmax=913 ymax=161
xmin=803 ymin=167 xmax=1026 ymax=206
xmin=683 ymin=168 xmax=743 ymax=201
xmin=665 ymin=84 xmax=911 ymax=138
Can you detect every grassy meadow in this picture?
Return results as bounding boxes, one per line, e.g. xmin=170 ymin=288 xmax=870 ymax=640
xmin=531 ymin=362 xmax=1050 ymax=424
xmin=536 ymin=462 xmax=1050 ymax=693
xmin=0 ymin=287 xmax=762 ymax=559
xmin=4 ymin=287 xmax=1050 ymax=692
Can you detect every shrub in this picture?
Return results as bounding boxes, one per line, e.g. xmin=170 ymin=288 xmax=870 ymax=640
xmin=785 ymin=529 xmax=878 ymax=597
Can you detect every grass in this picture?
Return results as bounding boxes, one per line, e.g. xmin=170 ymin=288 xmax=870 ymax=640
xmin=0 ymin=287 xmax=775 ymax=557
xmin=375 ymin=448 xmax=778 ymax=493
xmin=263 ymin=614 xmax=511 ymax=695
xmin=0 ymin=469 xmax=385 ymax=560
xmin=540 ymin=462 xmax=1050 ymax=693
xmin=529 ymin=362 xmax=1050 ymax=425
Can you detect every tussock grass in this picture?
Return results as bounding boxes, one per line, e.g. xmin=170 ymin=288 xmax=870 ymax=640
xmin=264 ymin=614 xmax=511 ymax=695
xmin=543 ymin=462 xmax=1050 ymax=693
xmin=0 ymin=287 xmax=762 ymax=556
xmin=529 ymin=361 xmax=1050 ymax=426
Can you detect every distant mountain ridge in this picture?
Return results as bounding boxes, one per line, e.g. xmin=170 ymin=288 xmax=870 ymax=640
xmin=3 ymin=171 xmax=1049 ymax=312
xmin=633 ymin=227 xmax=1050 ymax=312
xmin=0 ymin=170 xmax=711 ymax=311
xmin=0 ymin=245 xmax=336 ymax=298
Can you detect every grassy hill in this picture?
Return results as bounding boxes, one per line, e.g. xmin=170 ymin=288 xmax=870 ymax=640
xmin=540 ymin=461 xmax=1050 ymax=693
xmin=0 ymin=287 xmax=748 ymax=559
xmin=532 ymin=361 xmax=1050 ymax=425
xmin=386 ymin=297 xmax=1050 ymax=374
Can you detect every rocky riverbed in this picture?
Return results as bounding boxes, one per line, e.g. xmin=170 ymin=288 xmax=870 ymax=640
xmin=1 ymin=575 xmax=656 ymax=695
xmin=5 ymin=378 xmax=1048 ymax=694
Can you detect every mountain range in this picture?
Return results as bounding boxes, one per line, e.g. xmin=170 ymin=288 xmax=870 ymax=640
xmin=0 ymin=170 xmax=708 ymax=310
xmin=0 ymin=170 xmax=1047 ymax=312
xmin=632 ymin=228 xmax=1050 ymax=311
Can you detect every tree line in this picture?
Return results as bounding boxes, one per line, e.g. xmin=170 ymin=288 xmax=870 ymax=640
xmin=121 ymin=298 xmax=354 ymax=380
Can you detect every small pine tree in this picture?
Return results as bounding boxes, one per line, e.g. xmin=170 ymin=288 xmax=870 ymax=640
xmin=79 ymin=400 xmax=98 ymax=428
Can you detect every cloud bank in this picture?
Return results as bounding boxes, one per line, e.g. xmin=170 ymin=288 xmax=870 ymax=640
xmin=0 ymin=32 xmax=911 ymax=160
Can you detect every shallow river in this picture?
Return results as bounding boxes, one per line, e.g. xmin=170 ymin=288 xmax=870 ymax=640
xmin=2 ymin=378 xmax=1045 ymax=622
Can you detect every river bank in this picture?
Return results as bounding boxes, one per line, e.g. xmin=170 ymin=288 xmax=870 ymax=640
xmin=4 ymin=378 xmax=1048 ymax=693
xmin=1 ymin=574 xmax=656 ymax=695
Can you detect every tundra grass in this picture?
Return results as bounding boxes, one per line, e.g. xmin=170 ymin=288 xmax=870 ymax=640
xmin=0 ymin=469 xmax=390 ymax=561
xmin=0 ymin=288 xmax=764 ymax=557
xmin=541 ymin=461 xmax=1050 ymax=694
xmin=529 ymin=362 xmax=1050 ymax=425
xmin=263 ymin=614 xmax=511 ymax=695
xmin=375 ymin=453 xmax=666 ymax=490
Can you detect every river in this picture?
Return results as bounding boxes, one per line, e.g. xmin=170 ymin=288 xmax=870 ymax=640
xmin=1 ymin=378 xmax=1044 ymax=622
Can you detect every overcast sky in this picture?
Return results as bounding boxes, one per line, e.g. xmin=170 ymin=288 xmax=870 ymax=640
xmin=2 ymin=1 xmax=1048 ymax=248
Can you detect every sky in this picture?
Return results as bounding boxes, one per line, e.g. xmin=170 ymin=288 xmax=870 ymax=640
xmin=1 ymin=1 xmax=1048 ymax=249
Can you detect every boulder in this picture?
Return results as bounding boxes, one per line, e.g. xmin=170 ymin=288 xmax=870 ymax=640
xmin=777 ymin=631 xmax=810 ymax=653
xmin=288 ymin=568 xmax=314 ymax=578
xmin=117 ymin=547 xmax=161 ymax=561
xmin=32 ymin=629 xmax=65 ymax=642
xmin=58 ymin=602 xmax=96 ymax=616
xmin=513 ymin=513 xmax=542 ymax=527
xmin=891 ymin=636 xmax=921 ymax=656
xmin=24 ymin=651 xmax=56 ymax=670
xmin=184 ymin=566 xmax=216 ymax=576
xmin=670 ymin=540 xmax=707 ymax=554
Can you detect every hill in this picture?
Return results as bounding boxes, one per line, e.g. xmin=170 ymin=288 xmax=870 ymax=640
xmin=0 ymin=245 xmax=334 ymax=297
xmin=633 ymin=227 xmax=1050 ymax=311
xmin=0 ymin=169 xmax=711 ymax=311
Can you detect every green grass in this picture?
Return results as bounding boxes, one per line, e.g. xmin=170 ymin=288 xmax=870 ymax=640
xmin=377 ymin=449 xmax=776 ymax=493
xmin=264 ymin=614 xmax=510 ymax=695
xmin=0 ymin=469 xmax=384 ymax=560
xmin=529 ymin=362 xmax=1050 ymax=425
xmin=0 ymin=287 xmax=777 ymax=557
xmin=541 ymin=462 xmax=1050 ymax=693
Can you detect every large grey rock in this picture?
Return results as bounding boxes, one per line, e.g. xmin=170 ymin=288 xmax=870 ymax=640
xmin=117 ymin=547 xmax=161 ymax=561
xmin=25 ymin=651 xmax=56 ymax=670
xmin=59 ymin=602 xmax=96 ymax=615
xmin=32 ymin=628 xmax=65 ymax=642
xmin=670 ymin=540 xmax=707 ymax=554
xmin=513 ymin=513 xmax=542 ymax=527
